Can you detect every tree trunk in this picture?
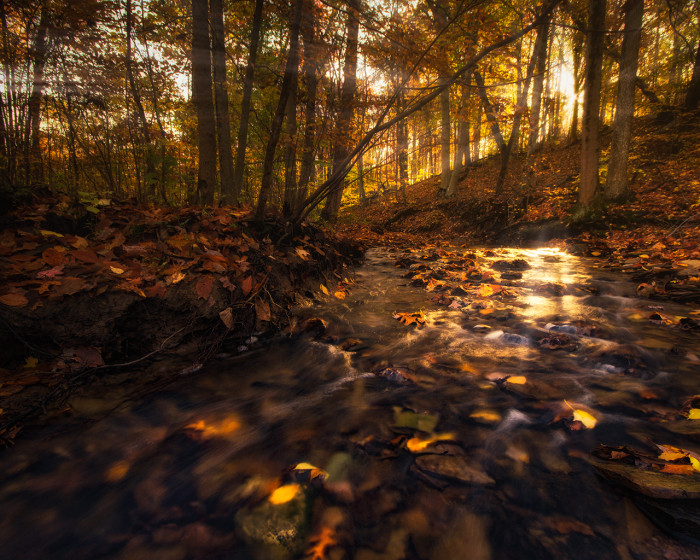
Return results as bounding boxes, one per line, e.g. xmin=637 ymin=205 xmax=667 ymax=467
xmin=192 ymin=0 xmax=217 ymax=204
xmin=282 ymin=82 xmax=298 ymax=216
xmin=446 ymin=84 xmax=470 ymax=197
xmin=569 ymin=31 xmax=584 ymax=141
xmin=211 ymin=0 xmax=234 ymax=202
xmin=473 ymin=70 xmax=505 ymax=154
xmin=255 ymin=0 xmax=303 ymax=219
xmin=27 ymin=8 xmax=48 ymax=186
xmin=685 ymin=37 xmax=700 ymax=110
xmin=232 ymin=0 xmax=264 ymax=203
xmin=605 ymin=0 xmax=643 ymax=202
xmin=397 ymin=90 xmax=409 ymax=202
xmin=320 ymin=0 xmax=359 ymax=222
xmin=438 ymin=76 xmax=451 ymax=194
xmin=126 ymin=0 xmax=156 ymax=200
xmin=528 ymin=14 xmax=550 ymax=154
xmin=296 ymin=0 xmax=320 ymax=213
xmin=578 ymin=0 xmax=607 ymax=209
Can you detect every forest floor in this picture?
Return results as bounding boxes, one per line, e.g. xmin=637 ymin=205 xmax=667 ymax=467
xmin=0 ymin=200 xmax=362 ymax=444
xmin=338 ymin=113 xmax=700 ymax=306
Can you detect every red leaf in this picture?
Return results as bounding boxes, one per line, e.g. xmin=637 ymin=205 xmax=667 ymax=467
xmin=37 ymin=265 xmax=64 ymax=279
xmin=196 ymin=276 xmax=214 ymax=299
xmin=241 ymin=275 xmax=253 ymax=296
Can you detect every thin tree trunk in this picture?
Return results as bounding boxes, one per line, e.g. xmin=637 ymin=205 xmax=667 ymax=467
xmin=232 ymin=0 xmax=264 ymax=203
xmin=446 ymin=83 xmax=470 ymax=197
xmin=320 ymin=0 xmax=359 ymax=221
xmin=569 ymin=32 xmax=583 ymax=141
xmin=438 ymin=76 xmax=451 ymax=194
xmin=397 ymin=90 xmax=409 ymax=202
xmin=282 ymin=82 xmax=298 ymax=216
xmin=27 ymin=8 xmax=48 ymax=185
xmin=473 ymin=70 xmax=505 ymax=154
xmin=605 ymin=0 xmax=643 ymax=201
xmin=578 ymin=0 xmax=607 ymax=209
xmin=126 ymin=0 xmax=156 ymax=200
xmin=192 ymin=0 xmax=217 ymax=204
xmin=528 ymin=14 xmax=550 ymax=154
xmin=211 ymin=0 xmax=234 ymax=202
xmin=296 ymin=0 xmax=320 ymax=212
xmin=685 ymin=37 xmax=700 ymax=110
xmin=255 ymin=0 xmax=303 ymax=219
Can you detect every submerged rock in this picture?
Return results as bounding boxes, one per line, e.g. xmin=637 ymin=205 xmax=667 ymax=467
xmin=415 ymin=455 xmax=495 ymax=486
xmin=234 ymin=485 xmax=312 ymax=560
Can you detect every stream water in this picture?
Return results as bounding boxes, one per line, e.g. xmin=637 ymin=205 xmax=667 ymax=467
xmin=1 ymin=246 xmax=700 ymax=560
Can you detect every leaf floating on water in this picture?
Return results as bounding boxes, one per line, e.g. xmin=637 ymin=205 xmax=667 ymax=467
xmin=106 ymin=460 xmax=130 ymax=482
xmin=687 ymin=408 xmax=700 ymax=420
xmin=292 ymin=463 xmax=327 ymax=482
xmin=469 ymin=410 xmax=501 ymax=424
xmin=268 ymin=483 xmax=300 ymax=505
xmin=392 ymin=310 xmax=426 ymax=327
xmin=185 ymin=415 xmax=241 ymax=438
xmin=393 ymin=407 xmax=439 ymax=432
xmin=573 ymin=409 xmax=598 ymax=429
xmin=506 ymin=376 xmax=527 ymax=385
xmin=406 ymin=432 xmax=456 ymax=453
xmin=334 ymin=290 xmax=346 ymax=300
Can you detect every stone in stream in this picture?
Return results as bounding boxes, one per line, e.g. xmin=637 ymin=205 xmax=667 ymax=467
xmin=414 ymin=455 xmax=495 ymax=486
xmin=234 ymin=485 xmax=312 ymax=560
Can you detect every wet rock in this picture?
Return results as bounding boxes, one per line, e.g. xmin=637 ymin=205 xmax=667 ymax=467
xmin=414 ymin=455 xmax=495 ymax=486
xmin=234 ymin=486 xmax=312 ymax=560
xmin=634 ymin=496 xmax=700 ymax=544
xmin=591 ymin=460 xmax=700 ymax=499
xmin=492 ymin=259 xmax=531 ymax=271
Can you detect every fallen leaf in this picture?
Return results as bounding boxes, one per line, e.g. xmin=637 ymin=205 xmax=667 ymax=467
xmin=196 ymin=276 xmax=214 ymax=300
xmin=506 ymin=376 xmax=527 ymax=384
xmin=687 ymin=408 xmax=700 ymax=420
xmin=241 ymin=275 xmax=253 ymax=296
xmin=24 ymin=356 xmax=39 ymax=369
xmin=320 ymin=284 xmax=330 ymax=296
xmin=42 ymin=247 xmax=65 ymax=266
xmin=573 ymin=409 xmax=598 ymax=429
xmin=296 ymin=247 xmax=310 ymax=260
xmin=170 ymin=271 xmax=186 ymax=284
xmin=73 ymin=248 xmax=100 ymax=263
xmin=39 ymin=230 xmax=63 ymax=238
xmin=219 ymin=307 xmax=234 ymax=329
xmin=268 ymin=483 xmax=300 ymax=505
xmin=0 ymin=293 xmax=28 ymax=307
xmin=255 ymin=299 xmax=271 ymax=322
xmin=110 ymin=266 xmax=125 ymax=274
xmin=292 ymin=463 xmax=327 ymax=481
xmin=37 ymin=265 xmax=64 ymax=279
xmin=306 ymin=527 xmax=337 ymax=560
xmin=334 ymin=290 xmax=346 ymax=299
xmin=469 ymin=410 xmax=501 ymax=423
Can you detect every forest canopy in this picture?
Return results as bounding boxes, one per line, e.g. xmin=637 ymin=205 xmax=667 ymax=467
xmin=2 ymin=0 xmax=699 ymax=221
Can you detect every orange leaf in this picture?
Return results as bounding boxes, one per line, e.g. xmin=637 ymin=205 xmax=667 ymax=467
xmin=241 ymin=275 xmax=253 ymax=296
xmin=306 ymin=527 xmax=338 ymax=560
xmin=196 ymin=276 xmax=214 ymax=299
xmin=255 ymin=299 xmax=271 ymax=322
xmin=73 ymin=248 xmax=100 ymax=264
xmin=42 ymin=247 xmax=65 ymax=266
xmin=0 ymin=293 xmax=28 ymax=307
xmin=219 ymin=307 xmax=234 ymax=329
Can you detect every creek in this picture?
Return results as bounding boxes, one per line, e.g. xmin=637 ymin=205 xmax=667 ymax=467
xmin=1 ymin=246 xmax=699 ymax=559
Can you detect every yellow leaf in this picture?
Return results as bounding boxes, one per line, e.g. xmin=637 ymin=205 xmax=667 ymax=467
xmin=110 ymin=266 xmax=125 ymax=274
xmin=24 ymin=356 xmax=39 ymax=369
xmin=170 ymin=271 xmax=186 ymax=284
xmin=687 ymin=408 xmax=700 ymax=420
xmin=591 ymin=251 xmax=601 ymax=256
xmin=292 ymin=463 xmax=327 ymax=481
xmin=470 ymin=410 xmax=501 ymax=423
xmin=406 ymin=432 xmax=455 ymax=453
xmin=690 ymin=456 xmax=700 ymax=472
xmin=478 ymin=284 xmax=494 ymax=297
xmin=657 ymin=444 xmax=689 ymax=462
xmin=39 ymin=230 xmax=64 ymax=238
xmin=320 ymin=284 xmax=330 ymax=295
xmin=573 ymin=409 xmax=597 ymax=429
xmin=269 ymin=483 xmax=300 ymax=505
xmin=334 ymin=291 xmax=346 ymax=299
xmin=507 ymin=376 xmax=527 ymax=384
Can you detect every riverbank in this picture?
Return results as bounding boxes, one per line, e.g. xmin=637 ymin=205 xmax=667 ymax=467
xmin=0 ymin=196 xmax=362 ymax=444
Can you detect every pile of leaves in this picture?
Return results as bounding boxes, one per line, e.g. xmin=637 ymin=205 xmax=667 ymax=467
xmin=0 ymin=194 xmax=361 ymax=442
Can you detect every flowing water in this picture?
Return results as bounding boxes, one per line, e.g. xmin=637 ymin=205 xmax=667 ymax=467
xmin=1 ymin=246 xmax=700 ymax=559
